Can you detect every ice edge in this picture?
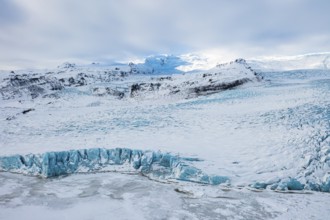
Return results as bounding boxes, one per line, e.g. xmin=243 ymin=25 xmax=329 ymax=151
xmin=1 ymin=148 xmax=329 ymax=192
xmin=0 ymin=148 xmax=229 ymax=185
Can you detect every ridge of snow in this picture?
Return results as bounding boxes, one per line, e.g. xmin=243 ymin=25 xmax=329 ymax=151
xmin=247 ymin=52 xmax=330 ymax=71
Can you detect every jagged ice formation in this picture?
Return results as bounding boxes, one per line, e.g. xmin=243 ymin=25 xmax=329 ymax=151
xmin=0 ymin=148 xmax=229 ymax=185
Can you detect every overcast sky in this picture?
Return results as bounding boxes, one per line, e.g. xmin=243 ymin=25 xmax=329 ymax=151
xmin=1 ymin=0 xmax=329 ymax=69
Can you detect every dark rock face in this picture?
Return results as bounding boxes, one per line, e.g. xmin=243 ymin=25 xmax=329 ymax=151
xmin=0 ymin=68 xmax=130 ymax=100
xmin=105 ymin=88 xmax=125 ymax=99
xmin=22 ymin=108 xmax=35 ymax=114
xmin=130 ymin=83 xmax=162 ymax=97
xmin=130 ymin=83 xmax=144 ymax=97
xmin=64 ymin=75 xmax=87 ymax=87
xmin=157 ymin=76 xmax=172 ymax=81
xmin=189 ymin=78 xmax=250 ymax=97
xmin=0 ymin=75 xmax=64 ymax=99
xmin=57 ymin=62 xmax=76 ymax=69
xmin=234 ymin=58 xmax=247 ymax=64
xmin=129 ymin=79 xmax=248 ymax=98
xmin=29 ymin=85 xmax=45 ymax=99
xmin=92 ymin=87 xmax=125 ymax=99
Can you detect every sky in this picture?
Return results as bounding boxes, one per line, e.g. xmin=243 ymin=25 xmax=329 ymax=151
xmin=0 ymin=0 xmax=330 ymax=69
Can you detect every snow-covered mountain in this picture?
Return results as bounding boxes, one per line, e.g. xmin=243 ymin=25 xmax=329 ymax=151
xmin=0 ymin=57 xmax=260 ymax=101
xmin=247 ymin=52 xmax=330 ymax=71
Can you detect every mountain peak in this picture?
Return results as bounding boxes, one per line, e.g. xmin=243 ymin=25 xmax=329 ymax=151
xmin=57 ymin=62 xmax=76 ymax=69
xmin=234 ymin=58 xmax=247 ymax=64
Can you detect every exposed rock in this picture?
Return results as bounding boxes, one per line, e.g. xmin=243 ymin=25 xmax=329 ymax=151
xmin=57 ymin=62 xmax=76 ymax=69
xmin=0 ymin=74 xmax=64 ymax=99
xmin=0 ymin=58 xmax=261 ymax=100
xmin=130 ymin=83 xmax=162 ymax=97
xmin=22 ymin=108 xmax=35 ymax=114
xmin=105 ymin=88 xmax=125 ymax=99
xmin=188 ymin=78 xmax=250 ymax=97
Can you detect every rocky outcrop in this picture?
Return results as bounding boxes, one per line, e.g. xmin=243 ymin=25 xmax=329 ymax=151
xmin=0 ymin=58 xmax=261 ymax=100
xmin=0 ymin=70 xmax=129 ymax=100
xmin=129 ymin=60 xmax=259 ymax=99
xmin=0 ymin=74 xmax=63 ymax=99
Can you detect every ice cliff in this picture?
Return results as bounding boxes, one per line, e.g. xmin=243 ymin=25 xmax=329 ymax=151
xmin=1 ymin=147 xmax=330 ymax=192
xmin=0 ymin=148 xmax=229 ymax=185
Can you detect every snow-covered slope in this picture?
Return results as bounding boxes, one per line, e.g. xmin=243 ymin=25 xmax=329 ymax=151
xmin=0 ymin=54 xmax=330 ymax=194
xmin=248 ymin=52 xmax=330 ymax=71
xmin=0 ymin=58 xmax=259 ymax=101
xmin=130 ymin=58 xmax=259 ymax=99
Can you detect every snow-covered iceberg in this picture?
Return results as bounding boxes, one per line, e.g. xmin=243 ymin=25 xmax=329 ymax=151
xmin=0 ymin=148 xmax=229 ymax=185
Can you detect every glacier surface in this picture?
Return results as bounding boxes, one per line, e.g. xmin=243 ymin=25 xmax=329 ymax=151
xmin=1 ymin=54 xmax=330 ymax=219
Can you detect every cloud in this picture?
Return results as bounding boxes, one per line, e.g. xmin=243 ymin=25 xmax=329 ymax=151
xmin=0 ymin=0 xmax=330 ymax=69
xmin=0 ymin=0 xmax=25 ymax=26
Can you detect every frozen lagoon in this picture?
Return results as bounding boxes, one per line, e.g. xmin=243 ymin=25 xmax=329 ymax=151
xmin=1 ymin=172 xmax=330 ymax=220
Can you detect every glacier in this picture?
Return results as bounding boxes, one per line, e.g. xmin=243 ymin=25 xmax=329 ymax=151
xmin=0 ymin=148 xmax=229 ymax=185
xmin=1 ymin=54 xmax=330 ymax=220
xmin=1 ymin=59 xmax=330 ymax=194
